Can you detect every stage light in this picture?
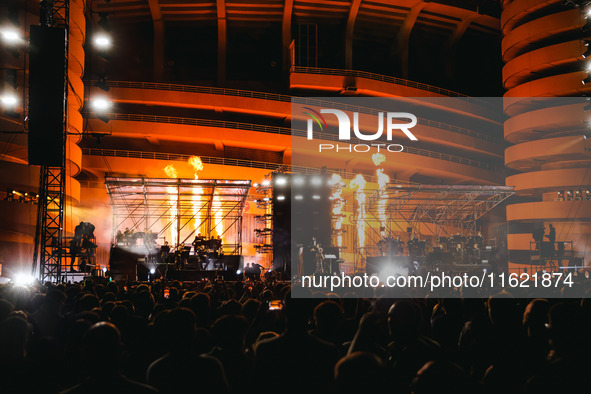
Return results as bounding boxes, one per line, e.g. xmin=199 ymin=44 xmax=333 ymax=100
xmin=311 ymin=176 xmax=323 ymax=186
xmin=236 ymin=269 xmax=242 ymax=275
xmin=584 ymin=42 xmax=591 ymax=58
xmin=150 ymin=268 xmax=156 ymax=274
xmin=1 ymin=94 xmax=17 ymax=107
xmin=91 ymin=97 xmax=112 ymax=111
xmin=312 ymin=195 xmax=321 ymax=199
xmin=275 ymin=177 xmax=287 ymax=186
xmin=262 ymin=180 xmax=271 ymax=186
xmin=295 ymin=195 xmax=303 ymax=200
xmin=13 ymin=273 xmax=34 ymax=285
xmin=1 ymin=29 xmax=20 ymax=43
xmin=94 ymin=34 xmax=111 ymax=49
xmin=102 ymin=267 xmax=107 ymax=273
xmin=293 ymin=176 xmax=304 ymax=186
xmin=276 ymin=195 xmax=285 ymax=201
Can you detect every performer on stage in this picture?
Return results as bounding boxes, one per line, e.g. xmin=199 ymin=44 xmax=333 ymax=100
xmin=308 ymin=236 xmax=325 ymax=274
xmin=532 ymin=226 xmax=544 ymax=251
xmin=160 ymin=241 xmax=170 ymax=264
xmin=192 ymin=233 xmax=205 ymax=252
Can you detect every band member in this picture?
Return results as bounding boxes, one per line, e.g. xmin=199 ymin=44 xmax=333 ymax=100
xmin=244 ymin=262 xmax=264 ymax=280
xmin=69 ymin=222 xmax=84 ymax=272
xmin=69 ymin=237 xmax=79 ymax=272
xmin=532 ymin=226 xmax=544 ymax=251
xmin=252 ymin=262 xmax=263 ymax=279
xmin=308 ymin=236 xmax=325 ymax=274
xmin=144 ymin=229 xmax=157 ymax=249
xmin=395 ymin=236 xmax=405 ymax=255
xmin=115 ymin=230 xmax=124 ymax=246
xmin=82 ymin=222 xmax=96 ymax=249
xmin=192 ymin=233 xmax=205 ymax=252
xmin=179 ymin=242 xmax=189 ymax=268
xmin=160 ymin=241 xmax=170 ymax=264
xmin=545 ymin=224 xmax=556 ymax=258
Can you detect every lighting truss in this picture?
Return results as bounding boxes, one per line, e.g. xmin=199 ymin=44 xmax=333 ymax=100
xmin=105 ymin=177 xmax=250 ymax=255
xmin=365 ymin=184 xmax=514 ymax=239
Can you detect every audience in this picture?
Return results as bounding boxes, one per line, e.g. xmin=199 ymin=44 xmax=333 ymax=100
xmin=0 ymin=275 xmax=589 ymax=393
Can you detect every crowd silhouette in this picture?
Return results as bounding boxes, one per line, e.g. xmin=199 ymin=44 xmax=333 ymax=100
xmin=0 ymin=276 xmax=590 ymax=393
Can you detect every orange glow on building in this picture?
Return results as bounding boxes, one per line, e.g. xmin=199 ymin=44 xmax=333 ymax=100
xmin=0 ymin=0 xmax=589 ymax=277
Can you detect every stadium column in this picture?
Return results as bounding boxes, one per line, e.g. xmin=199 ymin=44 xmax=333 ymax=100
xmin=148 ymin=0 xmax=164 ymax=81
xmin=444 ymin=15 xmax=477 ymax=83
xmin=345 ymin=0 xmax=361 ymax=70
xmin=397 ymin=3 xmax=425 ymax=79
xmin=282 ymin=0 xmax=293 ymax=81
xmin=217 ymin=0 xmax=227 ymax=85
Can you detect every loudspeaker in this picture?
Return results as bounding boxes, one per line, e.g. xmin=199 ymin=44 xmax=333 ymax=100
xmin=222 ymin=255 xmax=243 ymax=273
xmin=28 ymin=26 xmax=66 ymax=166
xmin=108 ymin=246 xmax=140 ymax=281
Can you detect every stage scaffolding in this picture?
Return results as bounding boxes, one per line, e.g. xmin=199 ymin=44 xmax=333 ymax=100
xmin=350 ymin=184 xmax=514 ymax=271
xmin=105 ymin=177 xmax=251 ymax=256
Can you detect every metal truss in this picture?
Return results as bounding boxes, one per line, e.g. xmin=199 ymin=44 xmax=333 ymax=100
xmin=350 ymin=184 xmax=514 ymax=271
xmin=32 ymin=0 xmax=69 ymax=282
xmin=366 ymin=184 xmax=514 ymax=237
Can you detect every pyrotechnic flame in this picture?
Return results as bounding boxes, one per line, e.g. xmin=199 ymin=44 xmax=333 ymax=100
xmin=372 ymin=152 xmax=386 ymax=166
xmin=376 ymin=169 xmax=389 ymax=188
xmin=376 ymin=169 xmax=389 ymax=237
xmin=188 ymin=156 xmax=204 ymax=173
xmin=349 ymin=174 xmax=366 ymax=192
xmin=350 ymin=174 xmax=367 ymax=248
xmin=187 ymin=157 xmax=205 ymax=233
xmin=163 ymin=164 xmax=179 ymax=244
xmin=164 ymin=164 xmax=178 ymax=178
xmin=330 ymin=174 xmax=345 ymax=247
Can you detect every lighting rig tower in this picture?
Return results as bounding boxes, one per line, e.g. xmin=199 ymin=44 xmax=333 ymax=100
xmin=31 ymin=0 xmax=69 ymax=282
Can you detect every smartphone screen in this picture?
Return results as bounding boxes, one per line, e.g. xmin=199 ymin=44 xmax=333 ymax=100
xmin=269 ymin=300 xmax=282 ymax=310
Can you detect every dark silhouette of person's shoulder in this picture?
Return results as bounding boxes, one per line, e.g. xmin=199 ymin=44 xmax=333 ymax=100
xmin=257 ymin=331 xmax=338 ymax=354
xmin=60 ymin=375 xmax=159 ymax=394
xmin=147 ymin=353 xmax=228 ymax=394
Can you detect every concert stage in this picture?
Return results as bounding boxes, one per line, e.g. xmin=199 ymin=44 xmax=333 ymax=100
xmin=345 ymin=184 xmax=514 ymax=275
xmin=105 ymin=176 xmax=250 ymax=281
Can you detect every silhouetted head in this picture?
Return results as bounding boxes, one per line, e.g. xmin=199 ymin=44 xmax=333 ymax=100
xmin=211 ymin=314 xmax=248 ymax=350
xmin=83 ymin=322 xmax=122 ymax=373
xmin=388 ymin=300 xmax=421 ymax=342
xmin=548 ymin=302 xmax=584 ymax=357
xmin=523 ymin=298 xmax=549 ymax=335
xmin=0 ymin=299 xmax=15 ymax=323
xmin=166 ymin=307 xmax=196 ymax=351
xmin=487 ymin=291 xmax=519 ymax=330
xmin=334 ymin=352 xmax=385 ymax=393
xmin=314 ymin=301 xmax=343 ymax=334
xmin=0 ymin=315 xmax=29 ymax=362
